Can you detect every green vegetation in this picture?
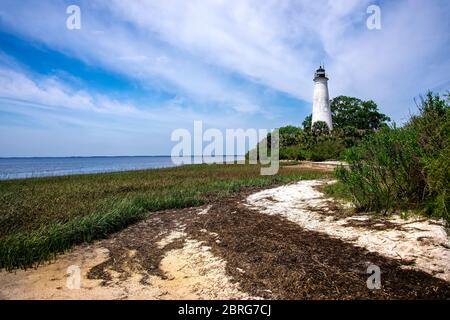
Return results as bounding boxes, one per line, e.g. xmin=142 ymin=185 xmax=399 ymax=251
xmin=274 ymin=91 xmax=448 ymax=224
xmin=322 ymin=180 xmax=352 ymax=202
xmin=336 ymin=92 xmax=449 ymax=222
xmin=0 ymin=164 xmax=328 ymax=270
xmin=303 ymin=96 xmax=390 ymax=133
xmin=2 ymin=92 xmax=447 ymax=271
xmin=261 ymin=95 xmax=390 ymax=161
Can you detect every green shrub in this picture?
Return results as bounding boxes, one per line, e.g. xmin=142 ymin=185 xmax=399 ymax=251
xmin=255 ymin=96 xmax=390 ymax=163
xmin=279 ymin=145 xmax=311 ymax=160
xmin=336 ymin=92 xmax=449 ymax=222
xmin=310 ymin=138 xmax=346 ymax=161
xmin=311 ymin=121 xmax=330 ymax=136
xmin=323 ymin=181 xmax=352 ymax=202
xmin=336 ymin=127 xmax=422 ymax=212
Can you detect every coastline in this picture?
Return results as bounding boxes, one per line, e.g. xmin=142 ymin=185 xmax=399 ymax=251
xmin=0 ymin=164 xmax=327 ymax=270
xmin=1 ymin=177 xmax=448 ymax=299
xmin=0 ymin=156 xmax=246 ymax=180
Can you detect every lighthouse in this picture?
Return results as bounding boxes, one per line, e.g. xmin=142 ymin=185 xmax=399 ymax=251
xmin=312 ymin=65 xmax=333 ymax=130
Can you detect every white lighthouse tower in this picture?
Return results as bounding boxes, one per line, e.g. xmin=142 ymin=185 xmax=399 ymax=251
xmin=312 ymin=65 xmax=333 ymax=130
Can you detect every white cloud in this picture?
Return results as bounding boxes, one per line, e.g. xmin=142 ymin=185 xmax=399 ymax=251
xmin=0 ymin=61 xmax=255 ymax=135
xmin=0 ymin=66 xmax=134 ymax=114
xmin=0 ymin=0 xmax=448 ymax=123
xmin=104 ymin=0 xmax=450 ymax=119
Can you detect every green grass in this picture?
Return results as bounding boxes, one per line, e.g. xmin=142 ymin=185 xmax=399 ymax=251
xmin=322 ymin=180 xmax=353 ymax=202
xmin=0 ymin=164 xmax=328 ymax=270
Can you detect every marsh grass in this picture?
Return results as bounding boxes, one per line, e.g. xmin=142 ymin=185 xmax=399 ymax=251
xmin=0 ymin=164 xmax=327 ymax=270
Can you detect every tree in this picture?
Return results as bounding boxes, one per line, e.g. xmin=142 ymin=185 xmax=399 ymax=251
xmin=302 ymin=114 xmax=312 ymax=131
xmin=266 ymin=96 xmax=392 ymax=162
xmin=278 ymin=125 xmax=305 ymax=147
xmin=330 ymin=96 xmax=390 ymax=130
xmin=302 ymin=96 xmax=390 ymax=132
xmin=311 ymin=121 xmax=330 ymax=136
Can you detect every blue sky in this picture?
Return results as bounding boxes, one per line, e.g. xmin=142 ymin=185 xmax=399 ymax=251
xmin=0 ymin=0 xmax=449 ymax=157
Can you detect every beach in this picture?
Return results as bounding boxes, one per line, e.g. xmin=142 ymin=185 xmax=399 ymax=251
xmin=1 ymin=164 xmax=448 ymax=299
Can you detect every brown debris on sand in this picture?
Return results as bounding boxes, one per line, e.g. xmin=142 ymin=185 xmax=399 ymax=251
xmin=247 ymin=180 xmax=450 ymax=282
xmin=0 ymin=180 xmax=448 ymax=300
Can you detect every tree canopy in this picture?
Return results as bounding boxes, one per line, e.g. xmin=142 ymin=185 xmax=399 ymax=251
xmin=302 ymin=95 xmax=390 ymax=131
xmin=331 ymin=96 xmax=390 ymax=130
xmin=251 ymin=95 xmax=392 ymax=162
xmin=311 ymin=121 xmax=330 ymax=136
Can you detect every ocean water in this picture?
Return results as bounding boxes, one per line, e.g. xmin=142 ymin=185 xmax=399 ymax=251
xmin=0 ymin=156 xmax=244 ymax=180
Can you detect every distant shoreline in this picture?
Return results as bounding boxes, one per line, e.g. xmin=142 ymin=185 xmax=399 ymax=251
xmin=0 ymin=155 xmax=245 ymax=159
xmin=0 ymin=156 xmax=246 ymax=180
xmin=0 ymin=164 xmax=327 ymax=271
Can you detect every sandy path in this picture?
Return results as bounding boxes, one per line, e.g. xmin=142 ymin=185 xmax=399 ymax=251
xmin=1 ymin=179 xmax=448 ymax=300
xmin=246 ymin=180 xmax=450 ymax=281
xmin=0 ymin=207 xmax=250 ymax=300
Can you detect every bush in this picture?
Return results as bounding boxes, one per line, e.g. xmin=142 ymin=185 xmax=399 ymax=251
xmin=336 ymin=92 xmax=449 ymax=222
xmin=311 ymin=121 xmax=330 ymax=136
xmin=310 ymin=138 xmax=346 ymax=161
xmin=336 ymin=127 xmax=422 ymax=212
xmin=265 ymin=95 xmax=391 ymax=162
xmin=279 ymin=145 xmax=311 ymax=160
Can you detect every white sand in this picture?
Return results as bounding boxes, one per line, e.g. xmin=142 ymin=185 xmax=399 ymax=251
xmin=247 ymin=180 xmax=450 ymax=281
xmin=2 ymin=180 xmax=448 ymax=300
xmin=0 ymin=226 xmax=250 ymax=300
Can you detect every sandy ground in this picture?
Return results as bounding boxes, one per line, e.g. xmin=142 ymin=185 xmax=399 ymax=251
xmin=0 ymin=179 xmax=449 ymax=299
xmin=247 ymin=180 xmax=450 ymax=281
xmin=0 ymin=209 xmax=250 ymax=300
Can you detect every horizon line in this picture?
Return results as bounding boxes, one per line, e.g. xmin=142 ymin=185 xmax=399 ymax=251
xmin=0 ymin=155 xmax=247 ymax=159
